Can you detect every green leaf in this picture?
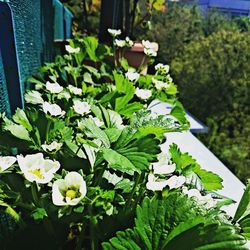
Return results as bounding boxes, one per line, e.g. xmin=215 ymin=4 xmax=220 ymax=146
xmin=234 ymin=183 xmax=250 ymax=222
xmin=169 ymin=144 xmax=223 ymax=191
xmin=104 ymin=128 xmax=122 ymax=143
xmin=82 ymin=65 xmax=101 ymax=79
xmin=115 ymin=179 xmax=134 ymax=193
xmin=102 ymin=148 xmax=136 ymax=175
xmin=31 ymin=208 xmax=48 ymax=221
xmin=103 ymin=195 xmax=247 ymax=250
xmin=239 ymin=218 xmax=250 ymax=240
xmin=83 ymin=36 xmax=99 ymax=62
xmin=81 ymin=118 xmax=110 ymax=148
xmin=12 ymin=108 xmax=33 ymax=132
xmin=129 ymin=109 xmax=186 ymax=139
xmin=4 ymin=122 xmax=31 ymax=141
xmin=84 ymin=72 xmax=94 ymax=84
xmin=119 ymin=57 xmax=130 ymax=71
xmin=113 ymin=71 xmax=135 ymax=112
xmin=170 ymin=101 xmax=189 ymax=126
xmin=100 ymin=129 xmax=160 ymax=175
xmin=73 ymin=206 xmax=84 ymax=213
xmin=119 ymin=102 xmax=144 ymax=118
xmin=65 ymin=140 xmax=86 ymax=158
xmin=102 ymin=229 xmax=141 ymax=250
xmin=163 ymin=223 xmax=247 ymax=250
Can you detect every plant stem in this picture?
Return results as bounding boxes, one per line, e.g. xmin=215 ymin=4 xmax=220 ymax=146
xmin=31 ymin=182 xmax=39 ymax=206
xmin=76 ymin=143 xmax=83 ymax=155
xmin=138 ymin=54 xmax=147 ymax=73
xmin=88 ymin=205 xmax=97 ymax=250
xmin=45 ymin=119 xmax=52 ymax=142
xmin=124 ymin=173 xmax=140 ymax=211
xmin=93 ymin=165 xmax=106 ymax=186
xmin=43 ymin=218 xmax=56 ymax=239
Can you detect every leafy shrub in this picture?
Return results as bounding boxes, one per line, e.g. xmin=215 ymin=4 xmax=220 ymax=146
xmin=139 ymin=4 xmax=240 ymax=63
xmin=171 ymin=30 xmax=250 ymax=183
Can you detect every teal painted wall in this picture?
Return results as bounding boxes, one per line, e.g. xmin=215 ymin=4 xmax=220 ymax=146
xmin=0 ymin=0 xmax=72 ymax=114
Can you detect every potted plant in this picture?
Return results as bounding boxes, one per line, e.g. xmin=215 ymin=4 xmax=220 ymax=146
xmin=0 ymin=35 xmax=249 ymax=250
xmin=99 ymin=0 xmax=166 ymax=74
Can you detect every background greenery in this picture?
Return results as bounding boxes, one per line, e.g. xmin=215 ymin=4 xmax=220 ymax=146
xmin=61 ymin=0 xmax=101 ymax=34
xmin=142 ymin=4 xmax=250 ymax=183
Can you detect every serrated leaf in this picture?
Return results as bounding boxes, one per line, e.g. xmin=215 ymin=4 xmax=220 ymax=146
xmin=119 ymin=102 xmax=144 ymax=118
xmin=12 ymin=108 xmax=33 ymax=132
xmin=103 ymin=195 xmax=247 ymax=250
xmin=102 ymin=148 xmax=136 ymax=175
xmin=170 ymin=101 xmax=189 ymax=126
xmin=169 ymin=144 xmax=223 ymax=191
xmin=104 ymin=128 xmax=122 ymax=143
xmin=115 ymin=179 xmax=134 ymax=193
xmin=83 ymin=36 xmax=99 ymax=62
xmin=234 ymin=183 xmax=250 ymax=222
xmin=31 ymin=208 xmax=47 ymax=221
xmin=81 ymin=118 xmax=110 ymax=148
xmin=4 ymin=123 xmax=31 ymax=141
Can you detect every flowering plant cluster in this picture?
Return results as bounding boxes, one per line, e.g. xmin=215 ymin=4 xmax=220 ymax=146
xmin=0 ymin=34 xmax=249 ymax=249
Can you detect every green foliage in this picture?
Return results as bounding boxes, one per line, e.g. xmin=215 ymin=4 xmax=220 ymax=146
xmin=140 ymin=3 xmax=250 ymax=183
xmin=172 ymin=30 xmax=250 ymax=184
xmin=169 ymin=144 xmax=223 ymax=191
xmin=233 ymin=182 xmax=250 ymax=240
xmin=103 ymin=195 xmax=247 ymax=250
xmin=1 ymin=30 xmax=248 ymax=249
xmin=101 ymin=131 xmax=161 ymax=175
xmin=172 ymin=30 xmax=250 ymax=119
xmin=61 ymin=0 xmax=101 ymax=34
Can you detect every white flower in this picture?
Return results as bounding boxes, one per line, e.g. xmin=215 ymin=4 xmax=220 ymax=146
xmin=166 ymin=74 xmax=173 ymax=83
xmin=125 ymin=69 xmax=140 ymax=82
xmin=25 ymin=91 xmax=44 ymax=105
xmin=152 ymin=78 xmax=170 ymax=90
xmin=199 ymin=194 xmax=217 ymax=208
xmin=43 ymin=102 xmax=65 ymax=116
xmin=0 ymin=156 xmax=16 ymax=172
xmin=46 ymin=81 xmax=63 ymax=94
xmin=165 ymin=175 xmax=186 ymax=189
xmin=41 ymin=141 xmax=63 ymax=152
xmin=142 ymin=40 xmax=156 ymax=49
xmin=89 ymin=116 xmax=104 ymax=127
xmin=152 ymin=152 xmax=176 ymax=175
xmin=182 ymin=187 xmax=202 ymax=199
xmin=125 ymin=37 xmax=133 ymax=47
xmin=52 ymin=172 xmax=87 ymax=206
xmin=135 ymin=88 xmax=152 ymax=100
xmin=65 ymin=45 xmax=80 ymax=54
xmin=182 ymin=187 xmax=217 ymax=209
xmin=144 ymin=48 xmax=157 ymax=57
xmin=108 ymin=28 xmax=121 ymax=37
xmin=114 ymin=39 xmax=126 ymax=48
xmin=17 ymin=153 xmax=60 ymax=184
xmin=73 ymin=100 xmax=91 ymax=115
xmin=155 ymin=63 xmax=170 ymax=74
xmin=146 ymin=173 xmax=168 ymax=191
xmin=68 ymin=85 xmax=82 ymax=96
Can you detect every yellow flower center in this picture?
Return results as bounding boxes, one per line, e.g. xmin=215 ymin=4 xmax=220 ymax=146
xmin=66 ymin=189 xmax=77 ymax=199
xmin=29 ymin=169 xmax=44 ymax=179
